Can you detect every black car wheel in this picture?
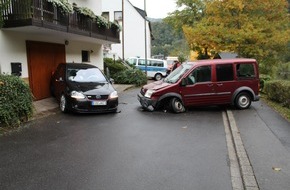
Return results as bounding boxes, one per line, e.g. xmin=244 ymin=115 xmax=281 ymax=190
xmin=60 ymin=94 xmax=68 ymax=113
xmin=235 ymin=92 xmax=251 ymax=109
xmin=170 ymin=97 xmax=185 ymax=113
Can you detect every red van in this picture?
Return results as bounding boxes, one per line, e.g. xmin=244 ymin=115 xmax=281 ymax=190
xmin=138 ymin=58 xmax=260 ymax=113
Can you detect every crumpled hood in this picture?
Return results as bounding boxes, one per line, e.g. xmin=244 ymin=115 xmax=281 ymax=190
xmin=68 ymin=82 xmax=115 ymax=95
xmin=143 ymin=80 xmax=171 ymax=91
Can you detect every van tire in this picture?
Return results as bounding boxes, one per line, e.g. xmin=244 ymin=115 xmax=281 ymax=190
xmin=60 ymin=94 xmax=69 ymax=113
xmin=235 ymin=92 xmax=251 ymax=109
xmin=154 ymin=73 xmax=163 ymax=81
xmin=170 ymin=98 xmax=185 ymax=113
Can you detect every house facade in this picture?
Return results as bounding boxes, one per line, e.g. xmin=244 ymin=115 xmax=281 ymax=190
xmin=0 ymin=0 xmax=120 ymax=100
xmin=102 ymin=0 xmax=152 ymax=60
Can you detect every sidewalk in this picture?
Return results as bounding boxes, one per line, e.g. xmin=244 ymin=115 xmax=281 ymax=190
xmin=32 ymin=84 xmax=134 ymax=118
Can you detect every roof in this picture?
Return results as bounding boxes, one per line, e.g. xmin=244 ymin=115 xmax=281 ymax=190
xmin=187 ymin=58 xmax=257 ymax=67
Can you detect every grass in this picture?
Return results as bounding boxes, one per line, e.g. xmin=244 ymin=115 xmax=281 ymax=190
xmin=261 ymin=94 xmax=290 ymax=122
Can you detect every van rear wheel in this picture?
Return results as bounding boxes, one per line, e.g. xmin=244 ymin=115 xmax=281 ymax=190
xmin=154 ymin=73 xmax=163 ymax=81
xmin=170 ymin=98 xmax=185 ymax=113
xmin=235 ymin=92 xmax=251 ymax=109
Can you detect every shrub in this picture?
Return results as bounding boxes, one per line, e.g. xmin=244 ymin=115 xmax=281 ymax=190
xmin=113 ymin=69 xmax=147 ymax=86
xmin=264 ymin=80 xmax=290 ymax=108
xmin=104 ymin=58 xmax=127 ymax=78
xmin=259 ymin=74 xmax=272 ymax=91
xmin=0 ymin=74 xmax=34 ymax=127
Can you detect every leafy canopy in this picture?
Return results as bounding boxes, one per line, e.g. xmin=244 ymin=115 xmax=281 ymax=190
xmin=167 ymin=0 xmax=290 ymax=61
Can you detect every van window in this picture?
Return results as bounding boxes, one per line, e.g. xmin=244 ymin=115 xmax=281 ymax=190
xmin=128 ymin=58 xmax=137 ymax=66
xmin=149 ymin=60 xmax=164 ymax=67
xmin=216 ymin=64 xmax=234 ymax=81
xmin=236 ymin=63 xmax=255 ymax=78
xmin=138 ymin=59 xmax=146 ymax=66
xmin=187 ymin=65 xmax=211 ymax=84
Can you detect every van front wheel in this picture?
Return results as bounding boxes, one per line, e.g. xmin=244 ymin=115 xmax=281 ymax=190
xmin=154 ymin=73 xmax=163 ymax=81
xmin=170 ymin=98 xmax=185 ymax=113
xmin=235 ymin=92 xmax=251 ymax=109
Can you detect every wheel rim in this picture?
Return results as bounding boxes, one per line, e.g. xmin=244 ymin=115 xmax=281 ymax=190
xmin=60 ymin=95 xmax=66 ymax=112
xmin=238 ymin=95 xmax=249 ymax=108
xmin=174 ymin=99 xmax=185 ymax=112
xmin=155 ymin=74 xmax=162 ymax=81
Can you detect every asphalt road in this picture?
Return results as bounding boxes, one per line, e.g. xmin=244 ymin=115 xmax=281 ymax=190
xmin=0 ymin=88 xmax=232 ymax=190
xmin=0 ymin=87 xmax=289 ymax=190
xmin=232 ymin=101 xmax=290 ymax=190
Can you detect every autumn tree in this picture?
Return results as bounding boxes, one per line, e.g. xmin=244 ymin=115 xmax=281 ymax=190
xmin=183 ymin=0 xmax=290 ymax=61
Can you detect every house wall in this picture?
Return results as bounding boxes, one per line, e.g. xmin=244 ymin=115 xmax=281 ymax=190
xmin=0 ymin=30 xmax=104 ymax=79
xmin=102 ymin=0 xmax=152 ymax=60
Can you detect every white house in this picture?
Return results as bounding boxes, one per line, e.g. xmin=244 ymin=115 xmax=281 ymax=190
xmin=102 ymin=0 xmax=152 ymax=60
xmin=0 ymin=0 xmax=120 ymax=100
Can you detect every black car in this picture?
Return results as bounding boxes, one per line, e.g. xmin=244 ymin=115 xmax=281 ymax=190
xmin=51 ymin=63 xmax=118 ymax=113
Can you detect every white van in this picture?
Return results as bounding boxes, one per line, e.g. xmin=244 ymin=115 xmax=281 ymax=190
xmin=127 ymin=57 xmax=168 ymax=80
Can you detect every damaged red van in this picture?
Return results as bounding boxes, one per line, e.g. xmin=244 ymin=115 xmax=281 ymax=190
xmin=138 ymin=58 xmax=260 ymax=113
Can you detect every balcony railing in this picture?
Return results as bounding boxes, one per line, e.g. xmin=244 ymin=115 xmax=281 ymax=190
xmin=1 ymin=0 xmax=120 ymax=43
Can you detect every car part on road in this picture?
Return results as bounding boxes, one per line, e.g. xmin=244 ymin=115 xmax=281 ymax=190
xmin=170 ymin=97 xmax=185 ymax=113
xmin=235 ymin=92 xmax=251 ymax=109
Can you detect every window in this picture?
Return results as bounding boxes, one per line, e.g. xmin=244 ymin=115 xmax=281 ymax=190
xmin=82 ymin=50 xmax=90 ymax=62
xmin=149 ymin=60 xmax=164 ymax=67
xmin=187 ymin=66 xmax=211 ymax=84
xmin=127 ymin=58 xmax=137 ymax=66
xmin=114 ymin=11 xmax=122 ymax=22
xmin=236 ymin=63 xmax=255 ymax=78
xmin=102 ymin=12 xmax=109 ymax=21
xmin=216 ymin=64 xmax=234 ymax=81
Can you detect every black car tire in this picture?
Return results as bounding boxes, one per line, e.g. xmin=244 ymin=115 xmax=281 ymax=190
xmin=60 ymin=94 xmax=68 ymax=113
xmin=154 ymin=73 xmax=163 ymax=81
xmin=170 ymin=97 xmax=185 ymax=113
xmin=235 ymin=92 xmax=251 ymax=109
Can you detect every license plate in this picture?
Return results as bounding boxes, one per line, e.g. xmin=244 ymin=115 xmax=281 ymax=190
xmin=91 ymin=100 xmax=107 ymax=106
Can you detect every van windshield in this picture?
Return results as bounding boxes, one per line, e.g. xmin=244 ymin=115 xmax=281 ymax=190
xmin=164 ymin=64 xmax=192 ymax=83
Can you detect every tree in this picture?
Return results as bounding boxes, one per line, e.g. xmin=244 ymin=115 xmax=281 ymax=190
xmin=183 ymin=0 xmax=290 ymax=61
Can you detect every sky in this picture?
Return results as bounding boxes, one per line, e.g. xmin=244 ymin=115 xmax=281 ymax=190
xmin=128 ymin=0 xmax=177 ymax=18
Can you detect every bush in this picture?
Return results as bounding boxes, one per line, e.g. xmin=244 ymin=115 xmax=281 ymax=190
xmin=259 ymin=74 xmax=272 ymax=91
xmin=104 ymin=58 xmax=127 ymax=78
xmin=264 ymin=80 xmax=290 ymax=108
xmin=113 ymin=69 xmax=147 ymax=86
xmin=0 ymin=74 xmax=34 ymax=127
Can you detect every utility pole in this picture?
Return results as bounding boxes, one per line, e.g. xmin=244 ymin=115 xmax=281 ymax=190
xmin=144 ymin=0 xmax=147 ymax=75
xmin=122 ymin=0 xmax=125 ymax=60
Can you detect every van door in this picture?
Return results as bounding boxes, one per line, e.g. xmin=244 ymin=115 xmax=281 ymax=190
xmin=180 ymin=65 xmax=215 ymax=106
xmin=213 ymin=64 xmax=236 ymax=104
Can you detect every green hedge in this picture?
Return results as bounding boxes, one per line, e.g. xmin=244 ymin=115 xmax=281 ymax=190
xmin=104 ymin=58 xmax=146 ymax=86
xmin=0 ymin=74 xmax=34 ymax=127
xmin=264 ymin=80 xmax=290 ymax=108
xmin=113 ymin=69 xmax=147 ymax=86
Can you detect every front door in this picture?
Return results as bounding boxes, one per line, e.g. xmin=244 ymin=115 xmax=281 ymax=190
xmin=27 ymin=41 xmax=65 ymax=100
xmin=180 ymin=65 xmax=215 ymax=106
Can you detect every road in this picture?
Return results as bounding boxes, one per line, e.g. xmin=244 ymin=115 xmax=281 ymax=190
xmin=0 ymin=87 xmax=289 ymax=190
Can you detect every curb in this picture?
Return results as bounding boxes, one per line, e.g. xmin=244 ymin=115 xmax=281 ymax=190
xmin=224 ymin=110 xmax=259 ymax=190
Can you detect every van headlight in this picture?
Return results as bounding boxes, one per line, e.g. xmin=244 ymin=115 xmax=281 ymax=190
xmin=145 ymin=89 xmax=155 ymax=98
xmin=71 ymin=91 xmax=85 ymax=99
xmin=109 ymin=91 xmax=118 ymax=99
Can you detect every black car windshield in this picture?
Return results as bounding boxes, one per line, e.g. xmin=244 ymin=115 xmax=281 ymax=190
xmin=67 ymin=68 xmax=107 ymax=83
xmin=164 ymin=64 xmax=192 ymax=83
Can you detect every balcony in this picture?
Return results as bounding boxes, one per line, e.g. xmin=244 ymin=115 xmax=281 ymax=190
xmin=1 ymin=0 xmax=120 ymax=43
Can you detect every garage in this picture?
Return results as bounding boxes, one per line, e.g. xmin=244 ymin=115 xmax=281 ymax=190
xmin=26 ymin=41 xmax=66 ymax=100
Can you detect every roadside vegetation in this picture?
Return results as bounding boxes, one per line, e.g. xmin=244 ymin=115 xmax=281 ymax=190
xmin=0 ymin=74 xmax=34 ymax=132
xmin=104 ymin=58 xmax=147 ymax=86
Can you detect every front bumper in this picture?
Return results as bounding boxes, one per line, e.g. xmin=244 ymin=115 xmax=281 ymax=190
xmin=68 ymin=98 xmax=118 ymax=113
xmin=137 ymin=93 xmax=157 ymax=111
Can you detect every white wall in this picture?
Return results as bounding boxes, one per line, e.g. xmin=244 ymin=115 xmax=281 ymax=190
xmin=102 ymin=0 xmax=152 ymax=60
xmin=0 ymin=30 xmax=104 ymax=77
